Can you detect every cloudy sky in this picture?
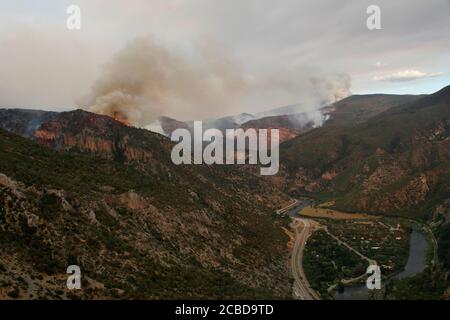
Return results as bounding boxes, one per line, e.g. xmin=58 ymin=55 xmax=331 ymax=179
xmin=0 ymin=0 xmax=449 ymax=121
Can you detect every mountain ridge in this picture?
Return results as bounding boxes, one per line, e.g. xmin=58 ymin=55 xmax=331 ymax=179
xmin=279 ymin=85 xmax=450 ymax=217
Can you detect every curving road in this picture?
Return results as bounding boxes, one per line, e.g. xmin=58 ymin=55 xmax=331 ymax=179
xmin=291 ymin=218 xmax=320 ymax=300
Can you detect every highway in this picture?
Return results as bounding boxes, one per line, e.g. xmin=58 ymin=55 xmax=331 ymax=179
xmin=291 ymin=218 xmax=320 ymax=300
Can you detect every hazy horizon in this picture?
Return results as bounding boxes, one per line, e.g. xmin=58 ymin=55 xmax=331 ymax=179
xmin=1 ymin=0 xmax=450 ymax=123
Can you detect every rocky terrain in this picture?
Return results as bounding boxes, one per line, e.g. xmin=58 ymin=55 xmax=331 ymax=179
xmin=1 ymin=85 xmax=449 ymax=300
xmin=0 ymin=111 xmax=292 ymax=300
xmin=280 ymin=85 xmax=450 ymax=218
xmin=276 ymin=86 xmax=450 ymax=299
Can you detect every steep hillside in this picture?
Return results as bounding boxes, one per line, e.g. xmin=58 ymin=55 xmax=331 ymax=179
xmin=0 ymin=112 xmax=292 ymax=299
xmin=280 ymin=86 xmax=450 ymax=218
xmin=238 ymin=94 xmax=423 ymax=144
xmin=0 ymin=109 xmax=58 ymax=138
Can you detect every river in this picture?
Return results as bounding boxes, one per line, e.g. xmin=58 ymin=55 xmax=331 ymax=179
xmin=334 ymin=227 xmax=428 ymax=300
xmin=286 ymin=199 xmax=429 ymax=300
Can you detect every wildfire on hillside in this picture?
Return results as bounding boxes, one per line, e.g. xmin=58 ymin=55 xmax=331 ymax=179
xmin=112 ymin=111 xmax=130 ymax=126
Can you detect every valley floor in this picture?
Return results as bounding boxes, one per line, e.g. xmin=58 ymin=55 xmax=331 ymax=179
xmin=284 ymin=199 xmax=448 ymax=300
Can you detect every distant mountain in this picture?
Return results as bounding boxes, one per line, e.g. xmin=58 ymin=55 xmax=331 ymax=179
xmin=144 ymin=113 xmax=255 ymax=137
xmin=141 ymin=94 xmax=426 ymax=146
xmin=186 ymin=112 xmax=256 ymax=132
xmin=237 ymin=94 xmax=424 ymax=143
xmin=240 ymin=114 xmax=315 ymax=144
xmin=231 ymin=113 xmax=256 ymax=125
xmin=254 ymin=103 xmax=306 ymax=118
xmin=144 ymin=116 xmax=189 ymax=137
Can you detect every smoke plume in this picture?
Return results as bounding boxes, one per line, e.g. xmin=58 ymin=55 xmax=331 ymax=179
xmin=80 ymin=36 xmax=247 ymax=125
xmin=298 ymin=73 xmax=352 ymax=127
xmin=80 ymin=36 xmax=351 ymax=126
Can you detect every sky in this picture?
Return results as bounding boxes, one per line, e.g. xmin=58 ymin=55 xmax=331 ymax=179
xmin=0 ymin=0 xmax=449 ymax=122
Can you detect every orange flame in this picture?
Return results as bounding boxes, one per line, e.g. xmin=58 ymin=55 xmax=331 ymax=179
xmin=112 ymin=111 xmax=130 ymax=126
